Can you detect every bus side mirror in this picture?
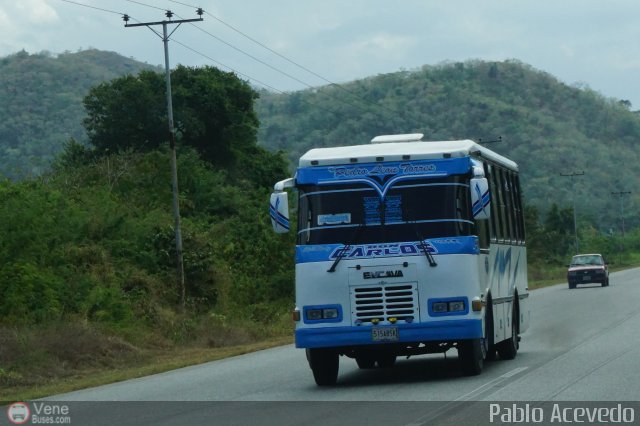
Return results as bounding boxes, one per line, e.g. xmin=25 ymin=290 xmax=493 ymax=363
xmin=470 ymin=177 xmax=491 ymax=220
xmin=269 ymin=192 xmax=290 ymax=233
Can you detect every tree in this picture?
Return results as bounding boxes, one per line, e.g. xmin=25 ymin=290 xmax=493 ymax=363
xmin=83 ymin=70 xmax=166 ymax=154
xmin=82 ymin=65 xmax=286 ymax=184
xmin=540 ymin=203 xmax=575 ymax=260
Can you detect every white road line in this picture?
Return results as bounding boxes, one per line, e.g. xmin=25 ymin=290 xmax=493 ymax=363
xmin=501 ymin=366 xmax=529 ymax=378
xmin=455 ymin=366 xmax=529 ymax=401
xmin=404 ymin=366 xmax=530 ymax=426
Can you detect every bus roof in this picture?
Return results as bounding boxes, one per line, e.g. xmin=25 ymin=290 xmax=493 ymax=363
xmin=298 ymin=139 xmax=518 ymax=171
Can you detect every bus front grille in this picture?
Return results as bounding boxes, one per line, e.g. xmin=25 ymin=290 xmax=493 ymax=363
xmin=351 ymin=283 xmax=419 ymax=324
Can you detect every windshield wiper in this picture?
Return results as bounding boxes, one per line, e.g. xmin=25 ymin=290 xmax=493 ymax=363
xmin=405 ymin=212 xmax=437 ymax=267
xmin=327 ymin=224 xmax=364 ymax=273
xmin=417 ymin=235 xmax=438 ymax=267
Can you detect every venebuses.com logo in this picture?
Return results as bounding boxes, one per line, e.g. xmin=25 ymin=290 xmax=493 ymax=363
xmin=7 ymin=402 xmax=30 ymax=425
xmin=6 ymin=401 xmax=71 ymax=424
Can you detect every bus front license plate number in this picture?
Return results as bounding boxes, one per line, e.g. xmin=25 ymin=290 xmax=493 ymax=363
xmin=372 ymin=327 xmax=398 ymax=342
xmin=583 ymin=276 xmax=590 ymax=281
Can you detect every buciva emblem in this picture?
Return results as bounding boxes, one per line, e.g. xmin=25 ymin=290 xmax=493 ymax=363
xmin=363 ymin=270 xmax=404 ymax=279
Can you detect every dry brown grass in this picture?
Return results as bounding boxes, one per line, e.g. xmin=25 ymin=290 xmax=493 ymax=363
xmin=0 ymin=317 xmax=293 ymax=402
xmin=0 ymin=323 xmax=140 ymax=387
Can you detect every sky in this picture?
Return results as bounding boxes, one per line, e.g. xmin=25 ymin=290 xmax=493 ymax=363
xmin=2 ymin=0 xmax=640 ymax=108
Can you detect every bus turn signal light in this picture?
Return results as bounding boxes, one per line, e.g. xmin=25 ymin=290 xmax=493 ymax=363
xmin=472 ymin=299 xmax=483 ymax=312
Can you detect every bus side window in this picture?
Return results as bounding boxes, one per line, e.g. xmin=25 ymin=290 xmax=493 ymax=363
xmin=504 ymin=170 xmax=516 ymax=243
xmin=499 ymin=168 xmax=511 ymax=242
xmin=486 ymin=163 xmax=499 ymax=242
xmin=514 ymin=174 xmax=526 ymax=244
xmin=476 ymin=215 xmax=490 ymax=250
xmin=492 ymin=166 xmax=506 ymax=242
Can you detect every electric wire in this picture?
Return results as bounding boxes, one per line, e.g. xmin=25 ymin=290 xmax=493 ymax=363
xmin=178 ymin=15 xmax=383 ymax=118
xmin=58 ymin=0 xmax=126 ymax=16
xmin=167 ymin=0 xmax=410 ymax=121
xmin=53 ymin=0 xmax=295 ymax=96
xmin=125 ymin=0 xmax=167 ymax=12
xmin=171 ymin=38 xmax=348 ymax=119
xmin=169 ymin=0 xmax=338 ymax=86
xmin=178 ymin=28 xmax=380 ymax=118
xmin=171 ymin=39 xmax=280 ymax=93
xmin=55 ymin=0 xmax=400 ymax=123
xmin=122 ymin=0 xmax=388 ymax=119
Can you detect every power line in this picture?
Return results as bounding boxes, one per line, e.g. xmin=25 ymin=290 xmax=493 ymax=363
xmin=125 ymin=0 xmax=167 ymax=12
xmin=120 ymin=0 xmax=312 ymax=93
xmin=171 ymin=38 xmax=349 ymax=119
xmin=169 ymin=0 xmax=347 ymax=87
xmin=58 ymin=0 xmax=413 ymax=131
xmin=167 ymin=0 xmax=409 ymax=122
xmin=120 ymin=0 xmax=409 ymax=123
xmin=173 ymin=16 xmax=378 ymax=118
xmin=57 ymin=0 xmax=126 ymax=16
xmin=171 ymin=39 xmax=280 ymax=93
xmin=127 ymin=2 xmax=361 ymax=98
xmin=55 ymin=0 xmax=346 ymax=119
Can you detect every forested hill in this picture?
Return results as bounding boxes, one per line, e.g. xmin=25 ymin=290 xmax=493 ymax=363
xmin=255 ymin=60 xmax=640 ymax=231
xmin=0 ymin=49 xmax=157 ymax=178
xmin=2 ymin=50 xmax=639 ymax=230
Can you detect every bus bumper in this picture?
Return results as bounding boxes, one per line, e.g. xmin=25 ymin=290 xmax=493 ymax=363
xmin=295 ymin=319 xmax=482 ymax=349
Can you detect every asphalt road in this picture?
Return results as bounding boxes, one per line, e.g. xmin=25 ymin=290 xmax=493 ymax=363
xmin=43 ymin=267 xmax=640 ymax=425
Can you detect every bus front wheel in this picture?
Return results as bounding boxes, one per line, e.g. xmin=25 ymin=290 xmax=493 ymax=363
xmin=459 ymin=338 xmax=483 ymax=376
xmin=307 ymin=348 xmax=339 ymax=386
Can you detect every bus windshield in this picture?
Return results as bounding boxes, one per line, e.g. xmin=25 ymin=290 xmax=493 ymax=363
xmin=297 ymin=176 xmax=472 ymax=245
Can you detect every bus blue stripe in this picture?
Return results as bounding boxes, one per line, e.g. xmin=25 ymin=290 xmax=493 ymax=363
xmin=269 ymin=205 xmax=290 ymax=229
xmin=295 ymin=319 xmax=483 ymax=348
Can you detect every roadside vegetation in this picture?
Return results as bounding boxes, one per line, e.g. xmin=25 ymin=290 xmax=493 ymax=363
xmin=525 ymin=203 xmax=640 ymax=287
xmin=0 ymin=66 xmax=295 ymax=401
xmin=1 ymin=60 xmax=639 ymax=402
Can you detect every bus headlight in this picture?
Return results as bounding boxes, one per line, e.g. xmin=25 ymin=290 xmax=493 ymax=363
xmin=303 ymin=305 xmax=342 ymax=323
xmin=306 ymin=309 xmax=323 ymax=321
xmin=429 ymin=298 xmax=469 ymax=316
xmin=449 ymin=301 xmax=465 ymax=312
xmin=433 ymin=302 xmax=448 ymax=313
xmin=323 ymin=308 xmax=339 ymax=319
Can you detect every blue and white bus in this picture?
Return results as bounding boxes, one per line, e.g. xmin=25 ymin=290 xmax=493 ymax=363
xmin=269 ymin=134 xmax=529 ymax=385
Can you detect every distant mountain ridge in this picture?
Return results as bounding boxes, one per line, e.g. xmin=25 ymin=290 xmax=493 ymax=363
xmin=0 ymin=49 xmax=638 ymax=231
xmin=255 ymin=59 xmax=640 ymax=231
xmin=0 ymin=49 xmax=158 ymax=178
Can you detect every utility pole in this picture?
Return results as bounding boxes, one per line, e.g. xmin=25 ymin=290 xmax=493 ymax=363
xmin=560 ymin=171 xmax=584 ymax=254
xmin=611 ymin=191 xmax=631 ymax=237
xmin=124 ymin=9 xmax=204 ymax=309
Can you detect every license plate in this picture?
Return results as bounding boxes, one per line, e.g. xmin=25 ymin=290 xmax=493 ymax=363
xmin=583 ymin=276 xmax=591 ymax=281
xmin=372 ymin=327 xmax=398 ymax=342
